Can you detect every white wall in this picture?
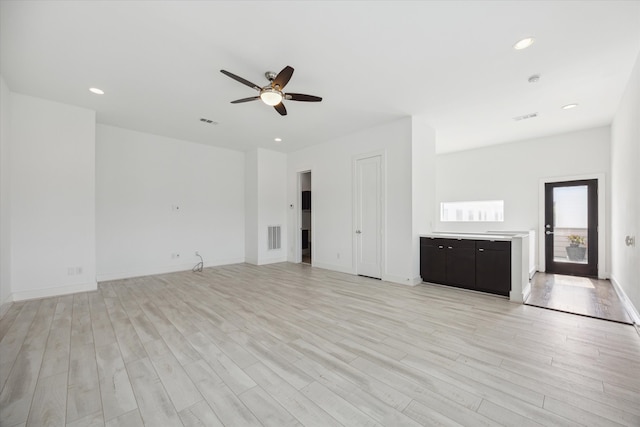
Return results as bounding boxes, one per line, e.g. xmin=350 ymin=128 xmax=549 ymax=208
xmin=611 ymin=52 xmax=640 ymax=319
xmin=96 ymin=124 xmax=245 ymax=280
xmin=436 ymin=126 xmax=611 ymax=273
xmin=0 ymin=76 xmax=11 ymax=311
xmin=10 ymin=93 xmax=96 ymax=300
xmin=244 ymin=149 xmax=258 ymax=264
xmin=287 ymin=117 xmax=421 ymax=285
xmin=245 ymin=148 xmax=287 ymax=265
xmin=411 ymin=116 xmax=437 ymax=281
xmin=257 ymin=149 xmax=287 ymax=264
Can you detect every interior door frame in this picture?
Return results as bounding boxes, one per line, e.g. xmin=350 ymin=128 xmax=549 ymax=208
xmin=296 ymin=169 xmax=312 ymax=264
xmin=538 ymin=173 xmax=606 ymax=278
xmin=352 ymin=150 xmax=386 ymax=278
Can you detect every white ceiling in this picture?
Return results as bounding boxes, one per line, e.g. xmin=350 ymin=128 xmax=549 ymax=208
xmin=1 ymin=1 xmax=639 ymax=154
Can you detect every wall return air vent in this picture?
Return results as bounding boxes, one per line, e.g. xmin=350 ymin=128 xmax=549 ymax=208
xmin=268 ymin=226 xmax=281 ymax=250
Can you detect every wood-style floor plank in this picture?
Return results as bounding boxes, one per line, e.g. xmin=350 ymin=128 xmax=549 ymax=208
xmin=126 ymin=357 xmax=183 ymax=427
xmin=0 ymin=262 xmax=638 ymax=427
xmin=95 ymin=342 xmax=138 ymax=422
xmin=26 ymin=371 xmax=67 ymax=427
xmin=0 ymin=298 xmax=56 ymax=427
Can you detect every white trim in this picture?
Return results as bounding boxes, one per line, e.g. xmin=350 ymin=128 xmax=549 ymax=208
xmin=610 ymin=274 xmax=640 ymax=325
xmin=96 ymin=257 xmax=245 ymax=282
xmin=382 ymin=274 xmax=420 ymax=286
xmin=0 ymin=299 xmax=12 ymax=319
xmin=256 ymin=256 xmax=288 ymax=266
xmin=11 ymin=281 xmax=97 ymax=302
xmin=312 ymin=261 xmax=354 ymax=275
xmin=538 ymin=173 xmax=606 ymax=278
xmin=352 ymin=150 xmax=386 ymax=279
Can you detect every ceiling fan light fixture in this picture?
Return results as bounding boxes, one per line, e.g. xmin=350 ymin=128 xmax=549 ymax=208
xmin=260 ymin=88 xmax=283 ymax=106
xmin=513 ymin=37 xmax=535 ymax=50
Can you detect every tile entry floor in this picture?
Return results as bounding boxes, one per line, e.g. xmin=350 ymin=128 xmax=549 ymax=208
xmin=525 ymin=273 xmax=633 ymax=324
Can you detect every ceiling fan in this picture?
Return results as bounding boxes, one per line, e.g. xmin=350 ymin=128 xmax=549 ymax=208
xmin=220 ymin=66 xmax=322 ymax=116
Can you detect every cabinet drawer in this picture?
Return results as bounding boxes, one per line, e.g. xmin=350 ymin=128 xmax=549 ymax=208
xmin=476 ymin=240 xmax=511 ymax=251
xmin=421 ymin=237 xmax=444 ymax=246
xmin=442 ymin=238 xmax=476 ymax=249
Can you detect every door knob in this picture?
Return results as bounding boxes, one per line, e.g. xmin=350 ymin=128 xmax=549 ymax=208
xmin=545 ymin=231 xmax=554 ymax=235
xmin=355 ymin=230 xmax=361 ymax=234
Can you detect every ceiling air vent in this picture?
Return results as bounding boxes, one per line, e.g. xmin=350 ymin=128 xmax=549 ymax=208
xmin=199 ymin=118 xmax=218 ymax=125
xmin=513 ymin=112 xmax=538 ymax=121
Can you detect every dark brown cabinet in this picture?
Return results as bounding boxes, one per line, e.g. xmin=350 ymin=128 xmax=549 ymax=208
xmin=420 ymin=239 xmax=446 ymax=284
xmin=475 ymin=240 xmax=511 ymax=296
xmin=445 ymin=239 xmax=476 ymax=289
xmin=420 ymin=237 xmax=511 ymax=296
xmin=420 ymin=238 xmax=475 ymax=290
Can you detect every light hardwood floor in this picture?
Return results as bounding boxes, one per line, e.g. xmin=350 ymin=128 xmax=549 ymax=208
xmin=1 ymin=262 xmax=639 ymax=426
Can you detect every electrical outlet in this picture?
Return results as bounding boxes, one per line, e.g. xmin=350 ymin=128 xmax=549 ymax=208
xmin=67 ymin=267 xmax=75 ymax=276
xmin=76 ymin=266 xmax=83 ymax=275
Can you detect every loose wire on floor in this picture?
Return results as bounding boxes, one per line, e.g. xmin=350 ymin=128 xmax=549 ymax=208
xmin=193 ymin=253 xmax=204 ymax=273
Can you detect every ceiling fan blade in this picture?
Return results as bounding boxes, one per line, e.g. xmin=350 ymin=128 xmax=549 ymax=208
xmin=272 ymin=66 xmax=294 ymax=90
xmin=220 ymin=70 xmax=261 ymax=91
xmin=231 ymin=96 xmax=260 ymax=104
xmin=285 ymin=93 xmax=322 ymax=102
xmin=274 ymin=102 xmax=287 ymax=116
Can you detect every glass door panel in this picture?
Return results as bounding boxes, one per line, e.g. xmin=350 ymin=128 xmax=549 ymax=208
xmin=545 ymin=180 xmax=598 ymax=277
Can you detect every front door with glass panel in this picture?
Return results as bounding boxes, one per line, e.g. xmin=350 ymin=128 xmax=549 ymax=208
xmin=544 ymin=179 xmax=598 ymax=277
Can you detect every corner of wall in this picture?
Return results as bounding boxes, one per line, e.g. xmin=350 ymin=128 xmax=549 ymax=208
xmin=0 ymin=75 xmax=13 ymax=308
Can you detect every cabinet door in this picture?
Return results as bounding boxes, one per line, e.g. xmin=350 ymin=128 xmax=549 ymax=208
xmin=445 ymin=239 xmax=476 ymax=289
xmin=475 ymin=241 xmax=511 ymax=296
xmin=420 ymin=238 xmax=446 ymax=284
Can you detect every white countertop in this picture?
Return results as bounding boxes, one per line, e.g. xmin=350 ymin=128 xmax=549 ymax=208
xmin=420 ymin=232 xmax=526 ymax=241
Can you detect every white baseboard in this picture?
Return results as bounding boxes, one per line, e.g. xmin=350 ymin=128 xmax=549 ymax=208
xmin=257 ymin=256 xmax=288 ymax=266
xmin=0 ymin=298 xmax=12 ymax=319
xmin=96 ymin=257 xmax=246 ymax=282
xmin=382 ymin=274 xmax=419 ymax=286
xmin=311 ymin=261 xmax=354 ymax=275
xmin=11 ymin=281 xmax=98 ymax=302
xmin=610 ymin=275 xmax=640 ymax=325
xmin=509 ymin=281 xmax=531 ymax=304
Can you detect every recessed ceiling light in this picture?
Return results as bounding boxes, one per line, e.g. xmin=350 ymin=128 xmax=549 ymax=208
xmin=274 ymin=138 xmax=282 ymax=142
xmin=513 ymin=37 xmax=535 ymax=50
xmin=89 ymin=87 xmax=104 ymax=95
xmin=562 ymin=103 xmax=578 ymax=110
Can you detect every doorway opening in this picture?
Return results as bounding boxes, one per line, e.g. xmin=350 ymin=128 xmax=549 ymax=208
xmin=300 ymin=171 xmax=312 ymax=265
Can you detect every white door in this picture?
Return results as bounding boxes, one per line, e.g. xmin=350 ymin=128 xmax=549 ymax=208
xmin=355 ymin=155 xmax=382 ymax=278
